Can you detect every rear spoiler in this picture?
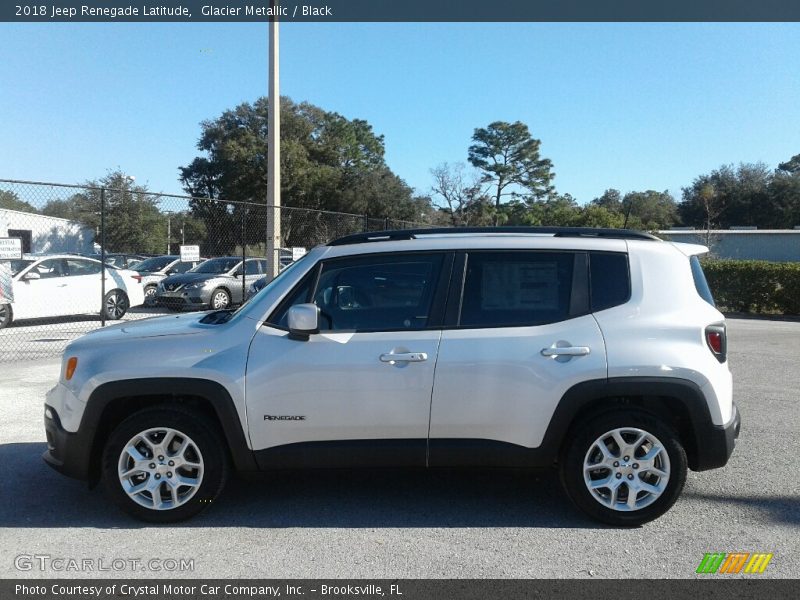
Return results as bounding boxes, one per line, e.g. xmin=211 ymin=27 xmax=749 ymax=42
xmin=669 ymin=242 xmax=709 ymax=257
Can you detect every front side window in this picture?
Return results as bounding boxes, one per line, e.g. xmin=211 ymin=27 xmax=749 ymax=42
xmin=32 ymin=259 xmax=67 ymax=279
xmin=309 ymin=254 xmax=444 ymax=332
xmin=460 ymin=252 xmax=575 ymax=328
xmin=245 ymin=260 xmax=263 ymax=275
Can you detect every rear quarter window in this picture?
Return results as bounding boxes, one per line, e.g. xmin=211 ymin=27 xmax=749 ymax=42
xmin=589 ymin=252 xmax=630 ymax=312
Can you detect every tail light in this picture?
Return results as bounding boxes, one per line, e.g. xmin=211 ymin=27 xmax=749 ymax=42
xmin=131 ymin=275 xmax=142 ymax=283
xmin=705 ymin=323 xmax=727 ymax=363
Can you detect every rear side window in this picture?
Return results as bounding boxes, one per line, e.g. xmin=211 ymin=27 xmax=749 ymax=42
xmin=460 ymin=252 xmax=574 ymax=328
xmin=589 ymin=252 xmax=630 ymax=312
xmin=690 ymin=255 xmax=715 ymax=306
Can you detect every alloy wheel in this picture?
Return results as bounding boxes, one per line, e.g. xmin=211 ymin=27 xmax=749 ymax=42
xmin=117 ymin=427 xmax=204 ymax=511
xmin=583 ymin=427 xmax=671 ymax=512
xmin=106 ymin=292 xmax=128 ymax=318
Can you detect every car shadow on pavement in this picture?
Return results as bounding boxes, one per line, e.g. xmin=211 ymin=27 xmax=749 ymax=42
xmin=1 ymin=442 xmax=603 ymax=529
xmin=682 ymin=491 xmax=800 ymax=527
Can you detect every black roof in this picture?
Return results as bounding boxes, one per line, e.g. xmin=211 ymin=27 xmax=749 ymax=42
xmin=328 ymin=226 xmax=660 ymax=246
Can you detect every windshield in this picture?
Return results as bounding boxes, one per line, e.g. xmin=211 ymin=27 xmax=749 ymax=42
xmin=191 ymin=258 xmax=240 ymax=274
xmin=10 ymin=259 xmax=34 ymax=276
xmin=133 ymin=256 xmax=175 ymax=272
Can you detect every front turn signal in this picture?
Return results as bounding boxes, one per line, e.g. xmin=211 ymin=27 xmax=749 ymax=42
xmin=65 ymin=357 xmax=78 ymax=380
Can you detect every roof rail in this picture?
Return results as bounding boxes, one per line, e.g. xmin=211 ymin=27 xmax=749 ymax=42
xmin=328 ymin=226 xmax=660 ymax=246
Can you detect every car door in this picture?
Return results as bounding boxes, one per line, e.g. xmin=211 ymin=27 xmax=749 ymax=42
xmin=246 ymin=252 xmax=451 ymax=468
xmin=12 ymin=258 xmax=71 ymax=319
xmin=64 ymin=258 xmax=103 ymax=314
xmin=428 ymin=250 xmax=607 ymax=466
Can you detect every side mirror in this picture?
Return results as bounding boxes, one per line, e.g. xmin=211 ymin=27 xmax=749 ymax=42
xmin=287 ymin=303 xmax=319 ymax=341
xmin=23 ymin=271 xmax=41 ymax=281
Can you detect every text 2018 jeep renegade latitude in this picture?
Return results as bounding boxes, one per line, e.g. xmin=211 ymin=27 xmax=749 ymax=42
xmin=43 ymin=227 xmax=740 ymax=525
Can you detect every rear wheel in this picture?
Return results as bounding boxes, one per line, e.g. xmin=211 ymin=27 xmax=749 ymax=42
xmin=103 ymin=290 xmax=129 ymax=320
xmin=0 ymin=304 xmax=12 ymax=329
xmin=560 ymin=409 xmax=687 ymax=526
xmin=102 ymin=406 xmax=228 ymax=522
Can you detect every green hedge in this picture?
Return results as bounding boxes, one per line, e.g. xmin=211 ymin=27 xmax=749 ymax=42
xmin=702 ymin=259 xmax=800 ymax=314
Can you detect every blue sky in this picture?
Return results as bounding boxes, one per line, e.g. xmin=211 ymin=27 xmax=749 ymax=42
xmin=1 ymin=23 xmax=798 ymax=206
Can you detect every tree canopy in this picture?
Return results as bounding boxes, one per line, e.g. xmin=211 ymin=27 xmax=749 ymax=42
xmin=468 ymin=121 xmax=555 ymax=210
xmin=180 ymin=96 xmax=435 ymax=252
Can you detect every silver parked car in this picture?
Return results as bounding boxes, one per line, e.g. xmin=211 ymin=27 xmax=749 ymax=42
xmin=156 ymin=257 xmax=268 ymax=310
xmin=130 ymin=255 xmax=205 ymax=305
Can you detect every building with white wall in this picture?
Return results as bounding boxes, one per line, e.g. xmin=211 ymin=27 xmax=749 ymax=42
xmin=658 ymin=229 xmax=800 ymax=262
xmin=0 ymin=209 xmax=94 ymax=255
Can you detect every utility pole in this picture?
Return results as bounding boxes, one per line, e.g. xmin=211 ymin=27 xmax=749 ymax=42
xmin=266 ymin=2 xmax=281 ymax=280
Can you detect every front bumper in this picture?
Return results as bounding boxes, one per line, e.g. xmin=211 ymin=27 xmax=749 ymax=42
xmin=43 ymin=404 xmax=92 ymax=482
xmin=156 ymin=288 xmax=210 ymax=309
xmin=693 ymin=402 xmax=741 ymax=471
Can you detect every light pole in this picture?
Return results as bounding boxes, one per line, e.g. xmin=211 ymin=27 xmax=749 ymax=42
xmin=266 ymin=1 xmax=281 ymax=280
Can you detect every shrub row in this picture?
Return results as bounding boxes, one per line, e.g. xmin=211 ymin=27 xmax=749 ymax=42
xmin=701 ymin=259 xmax=800 ymax=314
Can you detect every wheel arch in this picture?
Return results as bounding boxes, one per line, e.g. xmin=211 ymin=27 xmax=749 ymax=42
xmin=543 ymin=377 xmax=714 ymax=471
xmin=84 ymin=378 xmax=257 ymax=486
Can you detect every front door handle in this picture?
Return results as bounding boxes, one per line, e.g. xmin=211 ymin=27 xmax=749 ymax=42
xmin=541 ymin=346 xmax=590 ymax=357
xmin=380 ymin=352 xmax=428 ymax=364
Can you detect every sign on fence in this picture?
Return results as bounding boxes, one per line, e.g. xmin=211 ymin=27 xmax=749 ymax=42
xmin=180 ymin=245 xmax=200 ymax=262
xmin=291 ymin=247 xmax=307 ymax=261
xmin=0 ymin=237 xmax=22 ymax=260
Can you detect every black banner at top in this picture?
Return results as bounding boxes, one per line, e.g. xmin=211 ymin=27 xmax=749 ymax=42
xmin=3 ymin=0 xmax=800 ymax=22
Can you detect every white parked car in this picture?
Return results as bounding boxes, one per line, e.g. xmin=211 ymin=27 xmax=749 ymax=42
xmin=0 ymin=255 xmax=144 ymax=328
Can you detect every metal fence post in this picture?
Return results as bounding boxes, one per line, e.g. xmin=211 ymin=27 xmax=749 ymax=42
xmin=363 ymin=213 xmax=369 ymax=232
xmin=100 ymin=187 xmax=106 ymax=327
xmin=241 ymin=203 xmax=246 ymax=304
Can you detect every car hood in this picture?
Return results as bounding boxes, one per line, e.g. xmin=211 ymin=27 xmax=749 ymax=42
xmin=160 ymin=272 xmax=228 ymax=286
xmin=77 ymin=312 xmax=208 ymax=343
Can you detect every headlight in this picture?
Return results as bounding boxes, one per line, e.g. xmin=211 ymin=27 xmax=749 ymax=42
xmin=184 ymin=283 xmax=203 ymax=290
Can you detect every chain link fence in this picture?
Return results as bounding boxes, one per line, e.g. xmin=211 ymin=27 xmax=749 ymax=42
xmin=0 ymin=178 xmax=430 ymax=362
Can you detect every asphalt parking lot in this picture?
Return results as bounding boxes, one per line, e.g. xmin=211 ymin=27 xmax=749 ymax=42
xmin=0 ymin=317 xmax=797 ymax=579
xmin=0 ymin=306 xmax=173 ymax=363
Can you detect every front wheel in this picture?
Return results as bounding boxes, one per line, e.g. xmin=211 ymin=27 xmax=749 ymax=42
xmin=102 ymin=406 xmax=228 ymax=522
xmin=209 ymin=288 xmax=231 ymax=310
xmin=0 ymin=304 xmax=12 ymax=329
xmin=560 ymin=409 xmax=687 ymax=526
xmin=103 ymin=290 xmax=129 ymax=320
xmin=143 ymin=285 xmax=158 ymax=306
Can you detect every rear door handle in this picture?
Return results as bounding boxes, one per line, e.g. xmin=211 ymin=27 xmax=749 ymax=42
xmin=541 ymin=346 xmax=590 ymax=357
xmin=380 ymin=352 xmax=428 ymax=364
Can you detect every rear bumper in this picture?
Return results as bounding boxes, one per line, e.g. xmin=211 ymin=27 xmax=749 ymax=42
xmin=693 ymin=402 xmax=741 ymax=471
xmin=43 ymin=404 xmax=92 ymax=481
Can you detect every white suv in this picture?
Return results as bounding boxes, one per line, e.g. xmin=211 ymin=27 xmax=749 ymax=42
xmin=42 ymin=227 xmax=739 ymax=525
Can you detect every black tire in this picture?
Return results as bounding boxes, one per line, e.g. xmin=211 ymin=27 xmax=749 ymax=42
xmin=103 ymin=289 xmax=129 ymax=320
xmin=101 ymin=406 xmax=229 ymax=523
xmin=143 ymin=285 xmax=158 ymax=306
xmin=209 ymin=288 xmax=231 ymax=310
xmin=0 ymin=304 xmax=12 ymax=329
xmin=560 ymin=409 xmax=687 ymax=526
